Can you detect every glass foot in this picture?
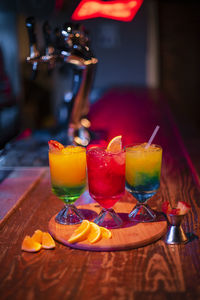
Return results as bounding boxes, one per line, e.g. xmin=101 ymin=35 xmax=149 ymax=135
xmin=129 ymin=203 xmax=156 ymax=222
xmin=55 ymin=204 xmax=84 ymax=225
xmin=94 ymin=208 xmax=123 ymax=229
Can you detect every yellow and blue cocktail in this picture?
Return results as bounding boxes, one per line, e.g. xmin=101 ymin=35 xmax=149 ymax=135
xmin=125 ymin=143 xmax=162 ymax=222
xmin=48 ymin=140 xmax=86 ymax=224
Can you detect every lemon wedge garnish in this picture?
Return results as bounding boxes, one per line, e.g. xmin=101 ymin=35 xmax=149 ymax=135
xmin=106 ymin=135 xmax=122 ymax=152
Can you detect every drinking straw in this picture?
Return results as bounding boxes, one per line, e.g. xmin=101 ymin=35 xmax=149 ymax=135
xmin=145 ymin=125 xmax=160 ymax=148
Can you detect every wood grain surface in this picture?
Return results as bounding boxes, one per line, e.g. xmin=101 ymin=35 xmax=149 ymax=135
xmin=49 ymin=203 xmax=167 ymax=251
xmin=0 ymin=89 xmax=200 ymax=300
xmin=0 ymin=167 xmax=45 ymax=227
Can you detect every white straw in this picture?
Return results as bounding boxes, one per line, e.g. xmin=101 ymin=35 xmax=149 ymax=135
xmin=145 ymin=125 xmax=160 ymax=148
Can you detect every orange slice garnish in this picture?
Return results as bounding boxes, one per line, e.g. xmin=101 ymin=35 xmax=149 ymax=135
xmin=32 ymin=229 xmax=43 ymax=244
xmin=42 ymin=232 xmax=56 ymax=249
xmin=21 ymin=236 xmax=42 ymax=252
xmin=106 ymin=135 xmax=122 ymax=152
xmin=100 ymin=227 xmax=112 ymax=239
xmin=68 ymin=220 xmax=91 ymax=243
xmin=87 ymin=222 xmax=101 ymax=244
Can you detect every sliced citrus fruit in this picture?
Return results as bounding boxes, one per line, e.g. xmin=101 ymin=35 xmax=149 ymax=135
xmin=68 ymin=220 xmax=91 ymax=243
xmin=21 ymin=235 xmax=42 ymax=252
xmin=48 ymin=140 xmax=64 ymax=151
xmin=87 ymin=222 xmax=101 ymax=244
xmin=100 ymin=227 xmax=112 ymax=239
xmin=32 ymin=229 xmax=43 ymax=244
xmin=106 ymin=135 xmax=122 ymax=152
xmin=42 ymin=232 xmax=56 ymax=249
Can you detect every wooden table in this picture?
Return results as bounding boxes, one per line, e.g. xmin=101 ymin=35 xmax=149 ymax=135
xmin=0 ymin=89 xmax=200 ymax=299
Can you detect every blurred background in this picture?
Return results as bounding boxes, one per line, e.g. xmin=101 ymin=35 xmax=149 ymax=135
xmin=0 ymin=0 xmax=199 ymax=154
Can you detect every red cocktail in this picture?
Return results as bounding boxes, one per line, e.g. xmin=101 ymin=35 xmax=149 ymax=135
xmin=87 ymin=146 xmax=125 ymax=228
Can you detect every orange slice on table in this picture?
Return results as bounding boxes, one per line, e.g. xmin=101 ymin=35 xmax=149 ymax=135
xmin=87 ymin=222 xmax=101 ymax=244
xmin=21 ymin=235 xmax=42 ymax=253
xmin=68 ymin=220 xmax=91 ymax=244
xmin=106 ymin=135 xmax=122 ymax=152
xmin=100 ymin=227 xmax=112 ymax=239
xmin=32 ymin=229 xmax=43 ymax=244
xmin=42 ymin=232 xmax=56 ymax=249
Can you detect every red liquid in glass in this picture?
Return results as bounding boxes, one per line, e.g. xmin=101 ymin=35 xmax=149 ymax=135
xmin=87 ymin=148 xmax=125 ymax=209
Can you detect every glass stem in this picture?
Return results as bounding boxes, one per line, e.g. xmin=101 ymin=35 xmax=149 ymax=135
xmin=55 ymin=204 xmax=84 ymax=225
xmin=128 ymin=203 xmax=156 ymax=222
xmin=94 ymin=208 xmax=122 ymax=228
xmin=143 ymin=204 xmax=156 ymax=219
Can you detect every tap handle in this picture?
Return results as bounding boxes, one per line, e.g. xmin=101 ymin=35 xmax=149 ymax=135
xmin=43 ymin=21 xmax=52 ymax=48
xmin=25 ymin=17 xmax=37 ymax=46
xmin=25 ymin=16 xmax=40 ymax=60
xmin=70 ymin=23 xmax=94 ymax=60
xmin=43 ymin=21 xmax=55 ymax=58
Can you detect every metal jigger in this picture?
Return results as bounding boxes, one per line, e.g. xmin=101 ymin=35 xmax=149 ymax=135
xmin=165 ymin=214 xmax=188 ymax=244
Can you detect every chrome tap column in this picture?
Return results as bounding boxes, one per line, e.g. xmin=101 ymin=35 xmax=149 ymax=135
xmin=25 ymin=18 xmax=98 ymax=146
xmin=62 ymin=23 xmax=98 ymax=146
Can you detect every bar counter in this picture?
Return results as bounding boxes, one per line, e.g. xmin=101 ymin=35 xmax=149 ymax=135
xmin=0 ymin=88 xmax=199 ymax=299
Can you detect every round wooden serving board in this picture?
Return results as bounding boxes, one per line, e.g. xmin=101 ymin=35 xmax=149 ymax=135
xmin=48 ymin=202 xmax=167 ymax=251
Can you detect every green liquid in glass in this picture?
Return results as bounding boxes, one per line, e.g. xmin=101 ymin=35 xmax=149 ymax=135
xmin=52 ymin=184 xmax=85 ymax=204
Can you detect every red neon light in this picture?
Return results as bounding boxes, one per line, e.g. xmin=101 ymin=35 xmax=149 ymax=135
xmin=71 ymin=0 xmax=143 ymax=22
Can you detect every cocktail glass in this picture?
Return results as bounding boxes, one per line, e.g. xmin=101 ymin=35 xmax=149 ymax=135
xmin=125 ymin=143 xmax=162 ymax=222
xmin=87 ymin=147 xmax=125 ymax=228
xmin=49 ymin=145 xmax=86 ymax=225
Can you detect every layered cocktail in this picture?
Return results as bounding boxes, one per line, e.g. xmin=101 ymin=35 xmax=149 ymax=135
xmin=125 ymin=143 xmax=162 ymax=222
xmin=49 ymin=140 xmax=86 ymax=224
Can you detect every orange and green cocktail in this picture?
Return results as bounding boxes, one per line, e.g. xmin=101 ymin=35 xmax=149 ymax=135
xmin=48 ymin=140 xmax=86 ymax=224
xmin=125 ymin=143 xmax=162 ymax=222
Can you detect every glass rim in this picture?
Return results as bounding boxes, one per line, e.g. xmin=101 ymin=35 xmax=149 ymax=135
xmin=49 ymin=146 xmax=86 ymax=155
xmin=86 ymin=146 xmax=124 ymax=154
xmin=125 ymin=143 xmax=162 ymax=152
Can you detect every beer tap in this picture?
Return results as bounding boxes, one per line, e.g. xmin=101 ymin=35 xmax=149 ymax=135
xmin=42 ymin=21 xmax=56 ymax=72
xmin=25 ymin=17 xmax=98 ymax=146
